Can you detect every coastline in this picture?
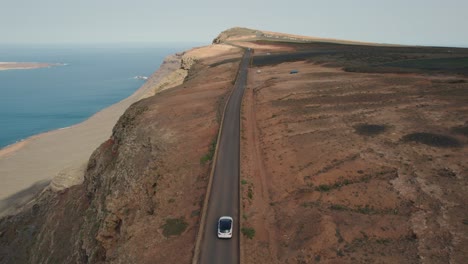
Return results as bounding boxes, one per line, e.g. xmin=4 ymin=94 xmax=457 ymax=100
xmin=0 ymin=53 xmax=184 ymax=217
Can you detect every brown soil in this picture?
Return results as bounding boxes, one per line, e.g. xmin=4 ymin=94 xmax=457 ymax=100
xmin=240 ymin=42 xmax=468 ymax=263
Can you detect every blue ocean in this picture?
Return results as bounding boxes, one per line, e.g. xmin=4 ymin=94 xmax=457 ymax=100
xmin=0 ymin=43 xmax=197 ymax=148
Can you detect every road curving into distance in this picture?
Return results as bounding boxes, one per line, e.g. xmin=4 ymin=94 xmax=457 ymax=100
xmin=197 ymin=49 xmax=252 ymax=264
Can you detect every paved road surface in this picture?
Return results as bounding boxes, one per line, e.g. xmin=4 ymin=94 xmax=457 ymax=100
xmin=198 ymin=49 xmax=252 ymax=264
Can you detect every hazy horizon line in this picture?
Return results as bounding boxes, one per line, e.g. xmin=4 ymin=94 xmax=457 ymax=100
xmin=0 ymin=40 xmax=466 ymax=49
xmin=0 ymin=41 xmax=208 ymax=46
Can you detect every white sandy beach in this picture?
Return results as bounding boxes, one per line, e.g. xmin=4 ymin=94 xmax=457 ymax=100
xmin=0 ymin=54 xmax=182 ymax=216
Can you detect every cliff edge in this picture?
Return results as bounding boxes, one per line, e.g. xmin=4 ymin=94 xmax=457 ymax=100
xmin=0 ymin=44 xmax=243 ymax=263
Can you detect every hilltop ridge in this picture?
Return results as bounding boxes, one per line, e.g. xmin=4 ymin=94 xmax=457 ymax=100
xmin=213 ymin=26 xmax=390 ymax=46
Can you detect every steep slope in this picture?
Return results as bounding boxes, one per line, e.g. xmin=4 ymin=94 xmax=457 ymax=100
xmin=0 ymin=44 xmax=242 ymax=263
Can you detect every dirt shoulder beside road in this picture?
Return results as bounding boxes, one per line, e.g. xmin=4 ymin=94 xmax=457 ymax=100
xmin=240 ymin=42 xmax=468 ymax=263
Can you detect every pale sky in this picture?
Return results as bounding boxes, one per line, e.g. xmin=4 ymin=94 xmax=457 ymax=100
xmin=1 ymin=0 xmax=467 ymax=47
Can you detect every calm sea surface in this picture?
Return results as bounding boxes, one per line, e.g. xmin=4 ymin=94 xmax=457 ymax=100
xmin=0 ymin=43 xmax=197 ymax=148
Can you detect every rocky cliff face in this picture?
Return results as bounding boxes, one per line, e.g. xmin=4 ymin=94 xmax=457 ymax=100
xmin=0 ymin=46 xmax=242 ymax=263
xmin=144 ymin=53 xmax=197 ymax=97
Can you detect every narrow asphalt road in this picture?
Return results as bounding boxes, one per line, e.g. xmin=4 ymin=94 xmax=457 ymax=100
xmin=198 ymin=49 xmax=252 ymax=264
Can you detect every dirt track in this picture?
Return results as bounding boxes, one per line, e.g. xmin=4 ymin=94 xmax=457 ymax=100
xmin=240 ymin=42 xmax=468 ymax=263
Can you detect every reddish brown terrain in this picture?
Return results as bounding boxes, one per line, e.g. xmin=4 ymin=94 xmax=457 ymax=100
xmin=239 ymin=40 xmax=468 ymax=263
xmin=0 ymin=28 xmax=467 ymax=264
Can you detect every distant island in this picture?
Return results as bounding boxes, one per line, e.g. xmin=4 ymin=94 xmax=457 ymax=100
xmin=0 ymin=62 xmax=64 ymax=71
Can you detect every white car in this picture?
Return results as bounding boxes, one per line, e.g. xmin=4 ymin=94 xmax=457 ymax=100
xmin=217 ymin=216 xmax=233 ymax=239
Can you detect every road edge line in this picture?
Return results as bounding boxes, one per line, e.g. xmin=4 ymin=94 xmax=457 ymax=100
xmin=239 ymin=49 xmax=253 ymax=264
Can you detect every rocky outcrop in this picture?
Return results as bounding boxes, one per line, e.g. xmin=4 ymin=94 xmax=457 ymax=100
xmin=139 ymin=54 xmax=184 ymax=98
xmin=212 ymin=27 xmax=260 ymax=44
xmin=180 ymin=54 xmax=197 ymax=70
xmin=148 ymin=54 xmax=197 ymax=95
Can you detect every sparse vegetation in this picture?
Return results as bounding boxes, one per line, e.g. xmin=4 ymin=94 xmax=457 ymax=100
xmin=200 ymin=137 xmax=217 ymax=164
xmin=330 ymin=204 xmax=347 ymax=211
xmin=241 ymin=227 xmax=256 ymax=239
xmin=376 ymin=238 xmax=391 ymax=245
xmin=356 ymin=205 xmax=377 ymax=215
xmin=315 ymin=184 xmax=331 ymax=192
xmin=191 ymin=209 xmax=200 ymax=217
xmin=328 ymin=203 xmax=397 ymax=215
xmin=315 ymin=179 xmax=353 ymax=192
xmin=241 ymin=179 xmax=248 ymax=185
xmin=247 ymin=185 xmax=253 ymax=199
xmin=336 ymin=249 xmax=345 ymax=257
xmin=162 ymin=217 xmax=188 ymax=237
xmin=311 ymin=171 xmax=397 ymax=193
xmin=301 ymin=201 xmax=321 ymax=208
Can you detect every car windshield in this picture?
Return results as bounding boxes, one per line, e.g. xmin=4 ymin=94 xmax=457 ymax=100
xmin=219 ymin=219 xmax=232 ymax=232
